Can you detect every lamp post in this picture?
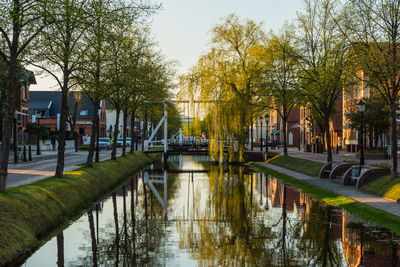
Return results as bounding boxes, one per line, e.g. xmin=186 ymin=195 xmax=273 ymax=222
xmin=265 ymin=115 xmax=269 ymax=154
xmin=358 ymin=100 xmax=365 ymax=166
xmin=259 ymin=116 xmax=263 ymax=152
xmin=35 ymin=110 xmax=45 ymax=155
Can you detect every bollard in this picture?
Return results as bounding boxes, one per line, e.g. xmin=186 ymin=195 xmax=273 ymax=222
xmin=23 ymin=146 xmax=27 ymax=162
xmin=28 ymin=145 xmax=32 ymax=161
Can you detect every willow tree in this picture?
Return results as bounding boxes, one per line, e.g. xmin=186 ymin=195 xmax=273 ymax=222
xmin=296 ymin=0 xmax=349 ymax=163
xmin=181 ymin=14 xmax=265 ymax=163
xmin=341 ymin=0 xmax=400 ymax=178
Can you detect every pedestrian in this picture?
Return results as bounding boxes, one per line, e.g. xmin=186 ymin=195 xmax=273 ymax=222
xmin=51 ymin=134 xmax=56 ymax=150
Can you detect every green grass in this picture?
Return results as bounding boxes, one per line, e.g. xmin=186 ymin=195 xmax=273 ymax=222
xmin=252 ymin=163 xmax=400 ymax=234
xmin=268 ymin=155 xmax=325 ymax=177
xmin=0 ymin=151 xmax=159 ymax=265
xmin=360 ymin=174 xmax=400 ymax=202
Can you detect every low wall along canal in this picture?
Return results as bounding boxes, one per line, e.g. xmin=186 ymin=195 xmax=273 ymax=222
xmin=14 ymin=154 xmax=400 ymax=266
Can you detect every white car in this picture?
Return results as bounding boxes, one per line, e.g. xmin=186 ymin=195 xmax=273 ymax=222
xmin=98 ymin=138 xmax=112 ymax=150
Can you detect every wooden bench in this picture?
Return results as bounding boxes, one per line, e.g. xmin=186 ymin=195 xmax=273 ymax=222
xmin=319 ymin=162 xmax=338 ymax=178
xmin=343 ymin=165 xmax=368 ymax=185
xmin=348 ymin=166 xmax=367 ymax=185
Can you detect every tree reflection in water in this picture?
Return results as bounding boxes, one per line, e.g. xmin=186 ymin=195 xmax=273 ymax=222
xmin=176 ymin=166 xmax=400 ymax=267
xmin=23 ymin=156 xmax=400 ymax=266
xmin=56 ymin=232 xmax=64 ymax=267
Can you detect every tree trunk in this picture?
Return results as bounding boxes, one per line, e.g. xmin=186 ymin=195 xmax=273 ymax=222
xmin=0 ymin=57 xmax=18 ymax=192
xmin=122 ymin=109 xmax=127 ymax=156
xmin=136 ymin=116 xmax=140 ymax=151
xmin=141 ymin=112 xmax=147 ymax=151
xmin=72 ymin=99 xmax=78 ymax=152
xmin=55 ymin=83 xmax=69 ymax=177
xmin=250 ymin=116 xmax=254 ymax=151
xmin=74 ymin=132 xmax=78 ymax=152
xmin=87 ymin=100 xmax=99 ymax=167
xmin=390 ymin=103 xmax=397 ymax=179
xmin=283 ymin=117 xmax=288 ymax=156
xmin=368 ymin=131 xmax=373 ymax=148
xmin=111 ymin=108 xmax=120 ymax=160
xmin=130 ymin=110 xmax=135 ymax=154
xmin=238 ymin=110 xmax=246 ymax=162
xmin=325 ymin=117 xmax=333 ymax=163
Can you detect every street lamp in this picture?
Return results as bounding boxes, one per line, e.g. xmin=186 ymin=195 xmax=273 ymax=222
xmin=265 ymin=115 xmax=269 ymax=154
xmin=358 ymin=99 xmax=365 ymax=166
xmin=35 ymin=110 xmax=45 ymax=155
xmin=259 ymin=116 xmax=263 ymax=152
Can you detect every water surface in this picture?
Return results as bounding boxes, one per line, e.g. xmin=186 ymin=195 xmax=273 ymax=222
xmin=23 ymin=155 xmax=400 ymax=266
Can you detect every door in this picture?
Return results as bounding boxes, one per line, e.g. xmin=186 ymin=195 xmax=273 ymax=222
xmin=288 ymin=132 xmax=293 ymax=145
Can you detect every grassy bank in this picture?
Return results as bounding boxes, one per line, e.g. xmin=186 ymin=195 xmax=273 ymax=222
xmin=252 ymin=163 xmax=400 ymax=234
xmin=360 ymin=174 xmax=400 ymax=202
xmin=0 ymin=151 xmax=159 ymax=265
xmin=268 ymin=155 xmax=324 ymax=177
xmin=268 ymin=154 xmax=400 ymax=202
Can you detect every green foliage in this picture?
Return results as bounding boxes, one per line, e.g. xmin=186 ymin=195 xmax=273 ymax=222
xmin=0 ymin=151 xmax=159 ymax=265
xmin=346 ymin=96 xmax=390 ymax=145
xmin=25 ymin=123 xmax=50 ymax=141
xmin=167 ymin=104 xmax=182 ymax=135
xmin=296 ymin=0 xmax=349 ymax=162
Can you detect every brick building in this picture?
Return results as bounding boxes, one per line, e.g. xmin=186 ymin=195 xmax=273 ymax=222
xmin=29 ymin=91 xmax=107 ymax=138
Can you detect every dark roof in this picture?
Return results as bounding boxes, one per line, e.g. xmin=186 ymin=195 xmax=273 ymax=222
xmin=29 ymin=91 xmax=99 ymax=118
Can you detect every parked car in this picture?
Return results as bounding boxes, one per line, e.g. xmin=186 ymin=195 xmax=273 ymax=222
xmin=98 ymin=137 xmax=112 ymax=150
xmin=126 ymin=138 xmax=131 ymax=146
xmin=263 ymin=140 xmax=272 ymax=147
xmin=117 ymin=138 xmax=131 ymax=147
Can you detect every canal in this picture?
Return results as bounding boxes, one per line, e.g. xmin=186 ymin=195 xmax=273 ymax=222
xmin=23 ymin=155 xmax=400 ymax=266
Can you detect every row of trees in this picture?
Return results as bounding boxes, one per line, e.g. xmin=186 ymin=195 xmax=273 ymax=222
xmin=0 ymin=0 xmax=177 ymax=192
xmin=180 ymin=0 xmax=400 ymax=178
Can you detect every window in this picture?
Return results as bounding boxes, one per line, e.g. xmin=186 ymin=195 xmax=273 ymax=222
xmin=80 ymin=109 xmax=88 ymax=116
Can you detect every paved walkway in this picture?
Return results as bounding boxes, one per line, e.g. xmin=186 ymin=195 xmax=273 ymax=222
xmin=6 ymin=140 xmax=142 ymax=188
xmin=249 ymin=145 xmax=396 ymax=166
xmin=255 ymin=162 xmax=400 ymax=217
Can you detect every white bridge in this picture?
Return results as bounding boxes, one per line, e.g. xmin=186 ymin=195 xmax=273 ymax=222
xmin=143 ymin=102 xmax=210 ymax=151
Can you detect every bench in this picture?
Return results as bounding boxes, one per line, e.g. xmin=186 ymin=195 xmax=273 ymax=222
xmin=348 ymin=166 xmax=367 ymax=185
xmin=322 ymin=162 xmax=338 ymax=174
xmin=342 ymin=165 xmax=368 ymax=185
xmin=320 ymin=162 xmax=339 ymax=178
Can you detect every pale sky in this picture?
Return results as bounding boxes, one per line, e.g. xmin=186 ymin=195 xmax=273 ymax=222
xmin=151 ymin=0 xmax=303 ymax=76
xmin=31 ymin=0 xmax=304 ymax=91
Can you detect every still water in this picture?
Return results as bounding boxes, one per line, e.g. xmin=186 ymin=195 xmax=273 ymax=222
xmin=23 ymin=155 xmax=400 ymax=266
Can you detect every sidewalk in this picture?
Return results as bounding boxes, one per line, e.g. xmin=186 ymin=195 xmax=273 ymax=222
xmin=9 ymin=140 xmax=78 ymax=163
xmin=248 ymin=145 xmax=394 ymax=166
xmin=255 ymin=161 xmax=400 ymax=217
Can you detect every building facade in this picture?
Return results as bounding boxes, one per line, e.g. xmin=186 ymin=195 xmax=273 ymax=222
xmin=29 ymin=91 xmax=107 ymax=138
